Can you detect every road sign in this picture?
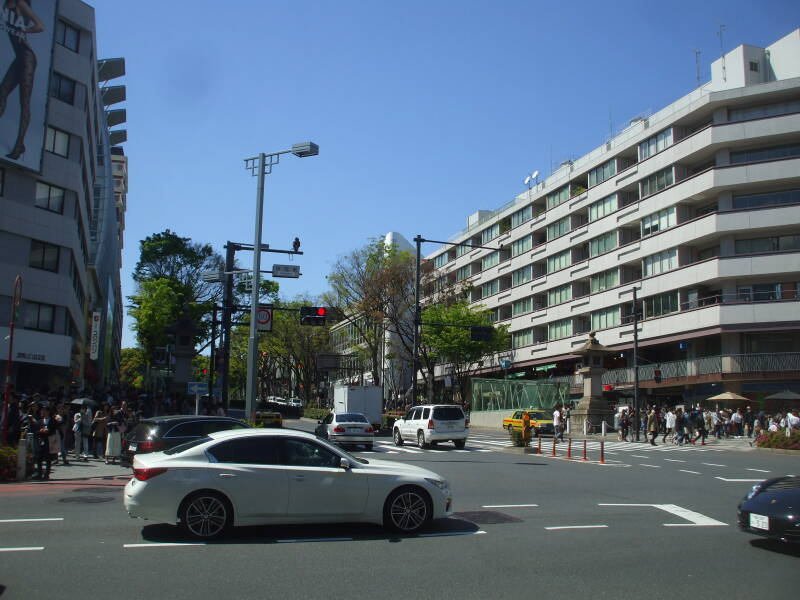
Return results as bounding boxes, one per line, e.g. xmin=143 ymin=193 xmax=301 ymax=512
xmin=256 ymin=305 xmax=273 ymax=332
xmin=187 ymin=382 xmax=208 ymax=395
xmin=272 ymin=264 xmax=301 ymax=278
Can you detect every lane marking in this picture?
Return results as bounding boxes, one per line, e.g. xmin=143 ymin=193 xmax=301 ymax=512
xmin=664 ymin=459 xmax=686 ymax=463
xmin=632 ymin=455 xmax=648 ymax=458
xmin=545 ymin=525 xmax=608 ymax=530
xmin=0 ymin=518 xmax=64 ymax=523
xmin=702 ymin=463 xmax=726 ymax=467
xmin=276 ymin=537 xmax=352 ymax=543
xmin=679 ymin=470 xmax=702 ymax=475
xmin=746 ymin=468 xmax=770 ymax=473
xmin=418 ymin=530 xmax=487 ymax=538
xmin=599 ymin=503 xmax=727 ymax=527
xmin=482 ymin=504 xmax=539 ymax=508
xmin=714 ymin=477 xmax=764 ymax=482
xmin=0 ymin=547 xmax=45 ymax=552
xmin=639 ymin=464 xmax=661 ymax=468
xmin=123 ymin=543 xmax=205 ymax=548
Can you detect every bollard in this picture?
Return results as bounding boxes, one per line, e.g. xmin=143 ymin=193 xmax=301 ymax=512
xmin=567 ymin=438 xmax=572 ymax=459
xmin=583 ymin=419 xmax=587 ymax=435
xmin=537 ymin=434 xmax=542 ymax=455
xmin=602 ymin=420 xmax=607 ymax=437
xmin=582 ymin=439 xmax=587 ymax=461
xmin=566 ymin=419 xmax=570 ymax=435
xmin=599 ymin=440 xmax=605 ymax=464
xmin=16 ymin=437 xmax=27 ymax=481
xmin=551 ymin=436 xmax=557 ymax=457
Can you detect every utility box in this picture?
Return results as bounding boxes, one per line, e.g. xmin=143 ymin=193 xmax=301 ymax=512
xmin=333 ymin=385 xmax=383 ymax=429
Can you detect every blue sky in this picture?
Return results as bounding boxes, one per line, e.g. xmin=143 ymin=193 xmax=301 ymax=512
xmin=92 ymin=0 xmax=800 ymax=348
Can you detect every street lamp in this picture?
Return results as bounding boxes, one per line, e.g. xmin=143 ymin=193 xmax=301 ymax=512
xmin=243 ymin=142 xmax=318 ymax=420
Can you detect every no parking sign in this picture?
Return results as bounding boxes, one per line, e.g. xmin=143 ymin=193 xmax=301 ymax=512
xmin=256 ymin=305 xmax=273 ymax=332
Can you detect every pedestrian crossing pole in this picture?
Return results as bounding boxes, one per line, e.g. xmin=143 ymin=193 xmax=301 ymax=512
xmin=582 ymin=439 xmax=587 ymax=461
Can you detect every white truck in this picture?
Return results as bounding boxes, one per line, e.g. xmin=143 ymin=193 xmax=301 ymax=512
xmin=333 ymin=385 xmax=383 ymax=430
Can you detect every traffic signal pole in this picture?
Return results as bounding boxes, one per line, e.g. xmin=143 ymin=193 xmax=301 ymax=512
xmin=632 ymin=286 xmax=641 ymax=442
xmin=221 ymin=242 xmax=236 ymax=409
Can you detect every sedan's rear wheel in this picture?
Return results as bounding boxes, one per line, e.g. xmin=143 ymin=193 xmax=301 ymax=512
xmin=454 ymin=439 xmax=466 ymax=449
xmin=393 ymin=429 xmax=404 ymax=446
xmin=384 ymin=486 xmax=431 ymax=533
xmin=417 ymin=431 xmax=428 ymax=449
xmin=179 ymin=492 xmax=232 ymax=540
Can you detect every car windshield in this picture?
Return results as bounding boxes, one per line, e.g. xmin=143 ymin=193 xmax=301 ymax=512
xmin=527 ymin=411 xmax=549 ymax=419
xmin=163 ymin=436 xmax=212 ymax=455
xmin=335 ymin=413 xmax=368 ymax=423
xmin=432 ymin=407 xmax=464 ymax=420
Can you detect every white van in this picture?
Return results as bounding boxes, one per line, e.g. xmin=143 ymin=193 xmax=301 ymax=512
xmin=393 ymin=405 xmax=468 ymax=449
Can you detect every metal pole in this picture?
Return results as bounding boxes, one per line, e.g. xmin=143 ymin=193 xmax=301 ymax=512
xmin=221 ymin=242 xmax=236 ymax=409
xmin=2 ymin=276 xmax=22 ymax=447
xmin=632 ymin=286 xmax=641 ymax=442
xmin=208 ymin=307 xmax=217 ymax=403
xmin=411 ymin=235 xmax=422 ymax=404
xmin=245 ymin=153 xmax=266 ymax=421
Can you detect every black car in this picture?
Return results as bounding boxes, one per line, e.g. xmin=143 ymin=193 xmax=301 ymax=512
xmin=121 ymin=416 xmax=249 ymax=467
xmin=738 ymin=475 xmax=800 ymax=543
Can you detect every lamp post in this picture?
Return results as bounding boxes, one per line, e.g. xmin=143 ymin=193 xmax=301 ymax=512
xmin=2 ymin=276 xmax=22 ymax=446
xmin=243 ymin=142 xmax=318 ymax=421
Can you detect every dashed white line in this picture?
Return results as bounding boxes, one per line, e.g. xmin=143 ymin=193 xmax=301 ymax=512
xmin=714 ymin=477 xmax=764 ymax=482
xmin=418 ymin=530 xmax=487 ymax=538
xmin=631 ymin=455 xmax=648 ymax=458
xmin=0 ymin=547 xmax=44 ymax=552
xmin=746 ymin=468 xmax=771 ymax=473
xmin=664 ymin=459 xmax=686 ymax=463
xmin=482 ymin=504 xmax=539 ymax=508
xmin=679 ymin=469 xmax=702 ymax=475
xmin=0 ymin=518 xmax=64 ymax=523
xmin=702 ymin=463 xmax=726 ymax=467
xmin=639 ymin=464 xmax=661 ymax=468
xmin=545 ymin=525 xmax=608 ymax=530
xmin=123 ymin=543 xmax=205 ymax=548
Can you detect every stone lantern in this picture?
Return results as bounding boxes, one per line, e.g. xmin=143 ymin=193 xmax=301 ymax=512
xmin=166 ymin=307 xmax=196 ymax=391
xmin=569 ymin=331 xmax=613 ymax=434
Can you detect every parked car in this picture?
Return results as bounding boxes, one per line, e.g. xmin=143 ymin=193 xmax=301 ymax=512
xmin=254 ymin=410 xmax=283 ymax=428
xmin=123 ymin=428 xmax=453 ymax=539
xmin=287 ymin=398 xmax=303 ymax=408
xmin=121 ymin=416 xmax=249 ymax=467
xmin=738 ymin=475 xmax=800 ymax=543
xmin=393 ymin=405 xmax=468 ymax=449
xmin=502 ymin=410 xmax=555 ymax=436
xmin=315 ymin=412 xmax=374 ymax=449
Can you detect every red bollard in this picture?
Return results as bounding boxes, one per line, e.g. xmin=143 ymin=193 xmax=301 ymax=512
xmin=599 ymin=440 xmax=605 ymax=464
xmin=551 ymin=436 xmax=557 ymax=457
xmin=537 ymin=435 xmax=542 ymax=455
xmin=582 ymin=439 xmax=587 ymax=461
xmin=567 ymin=438 xmax=572 ymax=459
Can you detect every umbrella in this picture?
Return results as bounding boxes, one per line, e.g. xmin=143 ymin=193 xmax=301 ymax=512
xmin=764 ymin=390 xmax=800 ymax=401
xmin=706 ymin=391 xmax=750 ymax=402
xmin=70 ymin=397 xmax=97 ymax=408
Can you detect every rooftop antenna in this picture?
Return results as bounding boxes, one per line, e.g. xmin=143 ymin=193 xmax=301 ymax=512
xmin=694 ymin=49 xmax=702 ymax=86
xmin=523 ymin=170 xmax=539 ymax=190
xmin=717 ymin=24 xmax=726 ymax=81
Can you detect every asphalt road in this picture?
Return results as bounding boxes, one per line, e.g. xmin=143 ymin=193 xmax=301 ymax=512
xmin=1 ymin=424 xmax=798 ymax=600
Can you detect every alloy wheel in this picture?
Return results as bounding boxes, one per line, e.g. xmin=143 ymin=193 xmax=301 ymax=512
xmin=389 ymin=490 xmax=428 ymax=532
xmin=184 ymin=495 xmax=228 ymax=538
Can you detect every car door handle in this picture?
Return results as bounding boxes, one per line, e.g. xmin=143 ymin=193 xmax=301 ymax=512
xmin=218 ymin=473 xmax=236 ymax=478
xmin=292 ymin=475 xmax=305 ymax=481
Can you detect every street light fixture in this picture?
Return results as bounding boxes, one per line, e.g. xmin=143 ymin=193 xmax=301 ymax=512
xmin=243 ymin=142 xmax=318 ymax=420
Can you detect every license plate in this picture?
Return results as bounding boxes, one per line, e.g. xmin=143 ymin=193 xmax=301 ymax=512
xmin=347 ymin=428 xmax=361 ymax=433
xmin=749 ymin=513 xmax=769 ymax=530
xmin=128 ymin=443 xmax=137 ymax=452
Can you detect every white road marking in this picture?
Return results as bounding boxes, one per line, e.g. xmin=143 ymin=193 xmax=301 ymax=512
xmin=276 ymin=537 xmax=352 ymax=543
xmin=482 ymin=504 xmax=539 ymax=508
xmin=475 ymin=449 xmax=492 ymax=453
xmin=679 ymin=470 xmax=702 ymax=475
xmin=0 ymin=518 xmax=64 ymax=523
xmin=598 ymin=503 xmax=727 ymax=527
xmin=746 ymin=468 xmax=771 ymax=473
xmin=376 ymin=443 xmax=421 ymax=454
xmin=124 ymin=543 xmax=205 ymax=548
xmin=639 ymin=464 xmax=661 ymax=468
xmin=702 ymin=463 xmax=726 ymax=467
xmin=0 ymin=547 xmax=45 ymax=552
xmin=417 ymin=530 xmax=487 ymax=538
xmin=631 ymin=455 xmax=648 ymax=458
xmin=714 ymin=477 xmax=764 ymax=482
xmin=454 ymin=450 xmax=469 ymax=453
xmin=664 ymin=459 xmax=686 ymax=463
xmin=545 ymin=525 xmax=608 ymax=530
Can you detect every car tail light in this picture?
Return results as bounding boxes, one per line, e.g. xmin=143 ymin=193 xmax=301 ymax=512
xmin=333 ymin=426 xmax=345 ymax=433
xmin=133 ymin=467 xmax=167 ymax=481
xmin=365 ymin=426 xmax=374 ymax=433
xmin=427 ymin=419 xmax=434 ymax=430
xmin=137 ymin=440 xmax=165 ymax=453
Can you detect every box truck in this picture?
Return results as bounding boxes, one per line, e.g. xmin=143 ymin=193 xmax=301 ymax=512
xmin=333 ymin=385 xmax=383 ymax=429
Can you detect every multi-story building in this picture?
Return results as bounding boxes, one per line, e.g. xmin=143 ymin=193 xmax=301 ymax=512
xmin=426 ymin=29 xmax=800 ymax=409
xmin=0 ymin=0 xmax=126 ymax=393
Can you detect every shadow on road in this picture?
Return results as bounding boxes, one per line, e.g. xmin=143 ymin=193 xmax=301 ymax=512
xmin=139 ymin=517 xmax=480 ymax=545
xmin=749 ymin=538 xmax=800 ymax=557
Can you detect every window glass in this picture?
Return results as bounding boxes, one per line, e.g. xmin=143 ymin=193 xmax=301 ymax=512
xmin=511 ymin=235 xmax=532 ymax=257
xmin=164 ymin=437 xmax=211 ymax=456
xmin=335 ymin=413 xmax=368 ymax=423
xmin=56 ymin=20 xmax=80 ymax=52
xmin=547 ymin=284 xmax=572 ymax=306
xmin=588 ymin=194 xmax=618 ymax=221
xmin=482 ymin=251 xmax=499 ymax=271
xmin=732 ymin=189 xmax=800 ymax=209
xmin=641 ymin=207 xmax=676 ymax=237
xmin=434 ymin=253 xmax=449 ymax=268
xmin=643 ymin=292 xmax=679 ymax=318
xmin=546 ymin=185 xmax=569 ymax=210
xmin=456 ymin=265 xmax=471 ymax=282
xmin=411 ymin=408 xmax=422 ymax=420
xmin=589 ymin=231 xmax=616 ymax=257
xmin=512 ymin=297 xmax=533 ymax=316
xmin=546 ymin=217 xmax=570 ymax=241
xmin=591 ymin=306 xmax=620 ymax=330
xmin=511 ymin=205 xmax=533 ymax=228
xmin=45 ymin=127 xmax=69 ymax=157
xmin=481 ymin=279 xmax=499 ymax=298
xmin=23 ymin=302 xmax=54 ymax=332
xmin=205 ymin=420 xmax=248 ymax=434
xmin=512 ymin=328 xmax=533 ymax=348
xmin=590 ymin=268 xmax=619 ymax=293
xmin=421 ymin=408 xmax=430 ymax=419
xmin=588 ymin=159 xmax=617 ymax=187
xmin=638 ymin=128 xmax=673 ymax=160
xmin=35 ymin=182 xmax=65 ymax=213
xmin=640 ymin=166 xmax=674 ymax=198
xmin=730 ymin=143 xmax=800 ymax=165
xmin=642 ymin=248 xmax=678 ymax=277
xmin=166 ymin=422 xmax=206 ymax=438
xmin=208 ymin=437 xmax=280 ymax=465
xmin=432 ymin=407 xmax=464 ymax=420
xmin=728 ymin=99 xmax=800 ymax=122
xmin=547 ymin=250 xmax=570 ymax=273
xmin=30 ymin=240 xmax=59 ymax=272
xmin=280 ymin=439 xmax=339 ymax=468
xmin=548 ymin=318 xmax=573 ymax=340
xmin=512 ymin=265 xmax=532 ymax=286
xmin=50 ymin=72 xmax=76 ymax=104
xmin=482 ymin=223 xmax=500 ymax=244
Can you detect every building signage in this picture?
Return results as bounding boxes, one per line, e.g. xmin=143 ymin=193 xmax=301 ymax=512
xmin=89 ymin=311 xmax=101 ymax=360
xmin=0 ymin=0 xmax=57 ymax=172
xmin=0 ymin=326 xmax=71 ymax=367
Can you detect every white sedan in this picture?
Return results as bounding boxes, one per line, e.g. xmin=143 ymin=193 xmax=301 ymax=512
xmin=124 ymin=428 xmax=452 ymax=539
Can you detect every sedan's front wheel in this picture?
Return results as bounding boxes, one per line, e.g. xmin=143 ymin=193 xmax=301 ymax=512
xmin=393 ymin=429 xmax=404 ymax=446
xmin=179 ymin=491 xmax=232 ymax=540
xmin=383 ymin=486 xmax=431 ymax=533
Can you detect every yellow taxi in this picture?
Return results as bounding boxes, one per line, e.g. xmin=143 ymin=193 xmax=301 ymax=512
xmin=502 ymin=409 xmax=554 ymax=436
xmin=254 ymin=410 xmax=283 ymax=428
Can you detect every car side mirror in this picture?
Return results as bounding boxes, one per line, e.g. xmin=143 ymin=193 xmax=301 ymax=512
xmin=339 ymin=457 xmax=351 ymax=470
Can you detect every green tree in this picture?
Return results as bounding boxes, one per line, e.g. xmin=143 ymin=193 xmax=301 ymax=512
xmin=128 ymin=278 xmax=183 ymax=361
xmin=421 ymin=301 xmax=509 ymax=406
xmin=119 ymin=347 xmax=147 ymax=389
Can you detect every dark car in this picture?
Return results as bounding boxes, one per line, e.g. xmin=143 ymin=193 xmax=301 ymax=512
xmin=738 ymin=475 xmax=800 ymax=543
xmin=121 ymin=416 xmax=249 ymax=467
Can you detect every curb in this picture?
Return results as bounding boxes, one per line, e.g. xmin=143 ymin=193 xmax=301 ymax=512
xmin=753 ymin=447 xmax=800 ymax=455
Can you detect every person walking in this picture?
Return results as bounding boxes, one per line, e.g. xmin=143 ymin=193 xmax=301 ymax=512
xmin=674 ymin=408 xmax=685 ymax=445
xmin=552 ymin=406 xmax=563 ymax=442
xmin=647 ymin=407 xmax=658 ymax=446
xmin=662 ymin=408 xmax=675 ymax=443
xmin=620 ymin=409 xmax=630 ymax=442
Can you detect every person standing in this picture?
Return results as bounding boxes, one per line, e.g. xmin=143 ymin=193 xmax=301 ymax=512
xmin=662 ymin=408 xmax=675 ymax=444
xmin=31 ymin=406 xmax=56 ymax=479
xmin=647 ymin=407 xmax=658 ymax=446
xmin=552 ymin=406 xmax=563 ymax=442
xmin=54 ymin=403 xmax=69 ymax=465
xmin=92 ymin=407 xmax=107 ymax=459
xmin=105 ymin=405 xmax=122 ymax=464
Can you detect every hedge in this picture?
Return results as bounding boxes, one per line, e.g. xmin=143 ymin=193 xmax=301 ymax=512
xmin=0 ymin=445 xmax=34 ymax=482
xmin=754 ymin=430 xmax=800 ymax=451
xmin=303 ymin=408 xmax=330 ymax=421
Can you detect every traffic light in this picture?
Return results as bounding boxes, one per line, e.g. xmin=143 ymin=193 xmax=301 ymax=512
xmin=300 ymin=306 xmax=327 ymax=326
xmin=470 ymin=325 xmax=493 ymax=342
xmin=653 ymin=368 xmax=662 ymax=384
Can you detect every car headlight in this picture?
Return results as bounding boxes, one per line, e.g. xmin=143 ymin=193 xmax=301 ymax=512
xmin=745 ymin=484 xmax=762 ymax=500
xmin=425 ymin=478 xmax=449 ymax=492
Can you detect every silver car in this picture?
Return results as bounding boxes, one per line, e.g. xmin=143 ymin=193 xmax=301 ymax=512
xmin=315 ymin=412 xmax=375 ymax=450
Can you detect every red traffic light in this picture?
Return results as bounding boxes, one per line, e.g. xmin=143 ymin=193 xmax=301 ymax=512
xmin=316 ymin=307 xmax=326 ymax=316
xmin=603 ymin=384 xmax=614 ymax=391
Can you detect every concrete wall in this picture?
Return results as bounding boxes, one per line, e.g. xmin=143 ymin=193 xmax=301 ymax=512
xmin=468 ymin=410 xmax=508 ymax=430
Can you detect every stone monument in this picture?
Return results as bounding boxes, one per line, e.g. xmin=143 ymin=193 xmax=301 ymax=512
xmin=569 ymin=331 xmax=613 ymax=434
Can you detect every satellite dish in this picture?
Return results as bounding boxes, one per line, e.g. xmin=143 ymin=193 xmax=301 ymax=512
xmin=524 ymin=175 xmax=532 ymax=186
xmin=531 ymin=170 xmax=539 ymax=181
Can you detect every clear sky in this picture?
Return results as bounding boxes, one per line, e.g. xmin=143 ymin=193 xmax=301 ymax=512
xmin=92 ymin=0 xmax=800 ymax=348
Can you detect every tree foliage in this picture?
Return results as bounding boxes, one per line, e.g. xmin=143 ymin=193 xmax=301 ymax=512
xmin=119 ymin=347 xmax=146 ymax=389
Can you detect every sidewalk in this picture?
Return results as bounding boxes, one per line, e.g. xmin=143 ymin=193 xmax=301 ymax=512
xmin=31 ymin=456 xmax=131 ymax=482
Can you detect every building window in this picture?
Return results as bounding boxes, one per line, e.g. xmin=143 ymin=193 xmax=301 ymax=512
xmin=588 ymin=159 xmax=617 ymax=187
xmin=638 ymin=128 xmax=673 ymax=160
xmin=511 ymin=205 xmax=533 ymax=228
xmin=481 ymin=279 xmax=499 ymax=299
xmin=547 ymin=284 xmax=572 ymax=307
xmin=590 ymin=268 xmax=619 ymax=293
xmin=589 ymin=231 xmax=617 ymax=257
xmin=50 ymin=72 xmax=76 ymax=104
xmin=733 ymin=189 xmax=800 ymax=209
xmin=728 ymin=99 xmax=800 ymax=122
xmin=45 ymin=127 xmax=70 ymax=157
xmin=512 ymin=265 xmax=532 ymax=286
xmin=546 ymin=185 xmax=569 ymax=210
xmin=511 ymin=235 xmax=532 ymax=257
xmin=456 ymin=242 xmax=471 ymax=257
xmin=70 ymin=254 xmax=85 ymax=310
xmin=591 ymin=306 xmax=620 ymax=330
xmin=434 ymin=253 xmax=449 ymax=268
xmin=482 ymin=251 xmax=500 ymax=271
xmin=35 ymin=182 xmax=65 ymax=213
xmin=749 ymin=61 xmax=759 ymax=72
xmin=642 ymin=248 xmax=678 ymax=277
xmin=482 ymin=223 xmax=500 ymax=244
xmin=641 ymin=206 xmax=676 ymax=237
xmin=548 ymin=318 xmax=573 ymax=340
xmin=23 ymin=301 xmax=55 ymax=333
xmin=735 ymin=235 xmax=800 ymax=254
xmin=55 ymin=20 xmax=80 ymax=52
xmin=588 ymin=194 xmax=617 ymax=222
xmin=546 ymin=216 xmax=570 ymax=241
xmin=640 ymin=166 xmax=674 ymax=198
xmin=512 ymin=297 xmax=533 ymax=317
xmin=697 ymin=246 xmax=720 ymax=260
xmin=29 ymin=240 xmax=60 ymax=272
xmin=643 ymin=291 xmax=679 ymax=318
xmin=455 ymin=265 xmax=471 ymax=282
xmin=547 ymin=250 xmax=570 ymax=273
xmin=730 ymin=143 xmax=800 ymax=165
xmin=512 ymin=328 xmax=533 ymax=349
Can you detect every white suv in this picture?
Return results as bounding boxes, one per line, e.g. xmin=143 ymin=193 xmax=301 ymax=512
xmin=393 ymin=405 xmax=468 ymax=449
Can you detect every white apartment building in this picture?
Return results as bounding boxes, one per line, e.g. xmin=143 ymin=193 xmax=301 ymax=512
xmin=426 ymin=29 xmax=800 ymax=407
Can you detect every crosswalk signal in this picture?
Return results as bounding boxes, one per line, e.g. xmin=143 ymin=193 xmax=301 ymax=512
xmin=653 ymin=368 xmax=662 ymax=384
xmin=300 ymin=306 xmax=327 ymax=326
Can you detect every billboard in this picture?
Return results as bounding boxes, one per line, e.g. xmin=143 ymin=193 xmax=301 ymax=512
xmin=0 ymin=0 xmax=58 ymax=172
